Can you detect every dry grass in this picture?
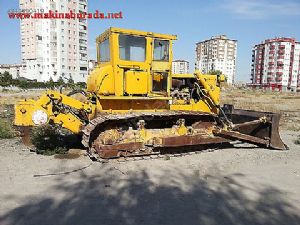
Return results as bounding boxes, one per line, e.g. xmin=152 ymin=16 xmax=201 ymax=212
xmin=0 ymin=90 xmax=45 ymax=105
xmin=0 ymin=117 xmax=15 ymax=139
xmin=221 ymin=88 xmax=300 ymax=131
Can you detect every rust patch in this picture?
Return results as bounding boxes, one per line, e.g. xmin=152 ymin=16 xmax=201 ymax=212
xmin=161 ymin=134 xmax=230 ymax=147
xmin=94 ymin=142 xmax=144 ymax=159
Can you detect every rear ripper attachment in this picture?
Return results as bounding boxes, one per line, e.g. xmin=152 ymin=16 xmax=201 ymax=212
xmin=82 ymin=109 xmax=287 ymax=160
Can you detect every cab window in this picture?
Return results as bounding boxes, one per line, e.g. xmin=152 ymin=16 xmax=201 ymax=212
xmin=153 ymin=39 xmax=169 ymax=61
xmin=119 ymin=34 xmax=146 ymax=62
xmin=99 ymin=39 xmax=110 ymax=62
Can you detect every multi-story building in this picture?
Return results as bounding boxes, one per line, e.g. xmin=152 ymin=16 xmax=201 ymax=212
xmin=172 ymin=60 xmax=189 ymax=74
xmin=196 ymin=35 xmax=237 ymax=84
xmin=0 ymin=64 xmax=23 ymax=79
xmin=19 ymin=0 xmax=88 ymax=82
xmin=250 ymin=37 xmax=300 ymax=92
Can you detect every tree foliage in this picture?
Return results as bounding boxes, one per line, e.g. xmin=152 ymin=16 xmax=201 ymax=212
xmin=0 ymin=72 xmax=13 ymax=87
xmin=208 ymin=70 xmax=223 ymax=76
xmin=0 ymin=72 xmax=86 ymax=89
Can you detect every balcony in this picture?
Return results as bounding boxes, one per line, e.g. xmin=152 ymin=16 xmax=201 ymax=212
xmin=277 ymin=61 xmax=284 ymax=66
xmin=279 ymin=45 xmax=285 ymax=49
xmin=79 ymin=4 xmax=87 ymax=11
xmin=79 ymin=25 xmax=87 ymax=31
xmin=278 ymin=50 xmax=285 ymax=55
xmin=270 ymin=45 xmax=275 ymax=50
xmin=276 ymin=72 xmax=283 ymax=76
xmin=79 ymin=19 xmax=87 ymax=24
xmin=268 ymin=62 xmax=274 ymax=65
xmin=79 ymin=32 xmax=86 ymax=37
xmin=277 ymin=55 xmax=284 ymax=59
xmin=269 ymin=50 xmax=275 ymax=54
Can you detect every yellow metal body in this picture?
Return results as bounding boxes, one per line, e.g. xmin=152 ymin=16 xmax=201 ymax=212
xmin=14 ymin=28 xmax=224 ymax=134
xmin=15 ymin=91 xmax=95 ymax=133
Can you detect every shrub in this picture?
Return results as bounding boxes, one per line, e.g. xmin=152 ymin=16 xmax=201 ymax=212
xmin=0 ymin=118 xmax=15 ymax=139
xmin=295 ymin=136 xmax=300 ymax=145
xmin=30 ymin=125 xmax=68 ymax=155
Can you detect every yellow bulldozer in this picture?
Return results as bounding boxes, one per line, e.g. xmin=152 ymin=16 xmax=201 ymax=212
xmin=14 ymin=27 xmax=287 ymax=159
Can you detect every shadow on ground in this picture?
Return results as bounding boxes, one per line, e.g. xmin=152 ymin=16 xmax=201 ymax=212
xmin=0 ymin=165 xmax=299 ymax=225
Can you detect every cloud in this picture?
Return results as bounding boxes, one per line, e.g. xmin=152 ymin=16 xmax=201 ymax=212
xmin=221 ymin=0 xmax=300 ymax=19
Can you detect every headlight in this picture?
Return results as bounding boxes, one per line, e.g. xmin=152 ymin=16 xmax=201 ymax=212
xmin=32 ymin=110 xmax=48 ymax=125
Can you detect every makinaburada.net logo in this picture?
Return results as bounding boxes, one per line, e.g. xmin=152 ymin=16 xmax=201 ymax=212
xmin=8 ymin=10 xmax=123 ymax=19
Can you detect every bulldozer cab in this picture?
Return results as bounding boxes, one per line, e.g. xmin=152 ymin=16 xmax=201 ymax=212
xmin=89 ymin=28 xmax=177 ymax=97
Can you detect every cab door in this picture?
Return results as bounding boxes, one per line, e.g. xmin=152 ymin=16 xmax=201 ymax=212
xmin=151 ymin=39 xmax=172 ymax=95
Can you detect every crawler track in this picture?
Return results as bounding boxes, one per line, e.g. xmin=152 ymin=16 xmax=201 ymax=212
xmin=81 ymin=111 xmax=223 ymax=160
xmin=87 ymin=143 xmax=231 ymax=164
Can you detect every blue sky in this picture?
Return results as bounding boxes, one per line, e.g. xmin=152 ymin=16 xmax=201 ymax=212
xmin=0 ymin=0 xmax=300 ymax=82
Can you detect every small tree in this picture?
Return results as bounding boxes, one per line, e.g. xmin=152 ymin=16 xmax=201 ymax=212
xmin=18 ymin=80 xmax=29 ymax=89
xmin=57 ymin=76 xmax=65 ymax=86
xmin=208 ymin=70 xmax=223 ymax=76
xmin=67 ymin=76 xmax=75 ymax=89
xmin=0 ymin=71 xmax=13 ymax=87
xmin=47 ymin=77 xmax=55 ymax=88
xmin=68 ymin=75 xmax=74 ymax=84
xmin=76 ymin=82 xmax=87 ymax=89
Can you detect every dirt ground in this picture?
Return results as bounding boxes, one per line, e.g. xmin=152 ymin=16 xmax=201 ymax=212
xmin=0 ymin=88 xmax=300 ymax=225
xmin=221 ymin=88 xmax=300 ymax=131
xmin=0 ymin=132 xmax=299 ymax=225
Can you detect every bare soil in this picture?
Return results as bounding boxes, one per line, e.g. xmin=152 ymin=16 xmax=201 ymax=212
xmin=0 ymin=132 xmax=299 ymax=225
xmin=0 ymin=88 xmax=299 ymax=225
xmin=221 ymin=88 xmax=300 ymax=131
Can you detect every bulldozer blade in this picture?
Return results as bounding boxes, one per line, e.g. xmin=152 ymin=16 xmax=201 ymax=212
xmin=221 ymin=107 xmax=288 ymax=150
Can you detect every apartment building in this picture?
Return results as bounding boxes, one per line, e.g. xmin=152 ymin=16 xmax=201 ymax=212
xmin=0 ymin=64 xmax=23 ymax=79
xmin=172 ymin=60 xmax=189 ymax=74
xmin=250 ymin=37 xmax=300 ymax=92
xmin=19 ymin=0 xmax=88 ymax=82
xmin=196 ymin=35 xmax=237 ymax=84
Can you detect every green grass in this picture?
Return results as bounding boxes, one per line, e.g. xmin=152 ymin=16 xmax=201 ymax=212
xmin=0 ymin=118 xmax=15 ymax=139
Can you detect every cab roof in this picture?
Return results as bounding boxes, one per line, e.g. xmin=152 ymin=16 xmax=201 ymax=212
xmin=96 ymin=27 xmax=177 ymax=43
